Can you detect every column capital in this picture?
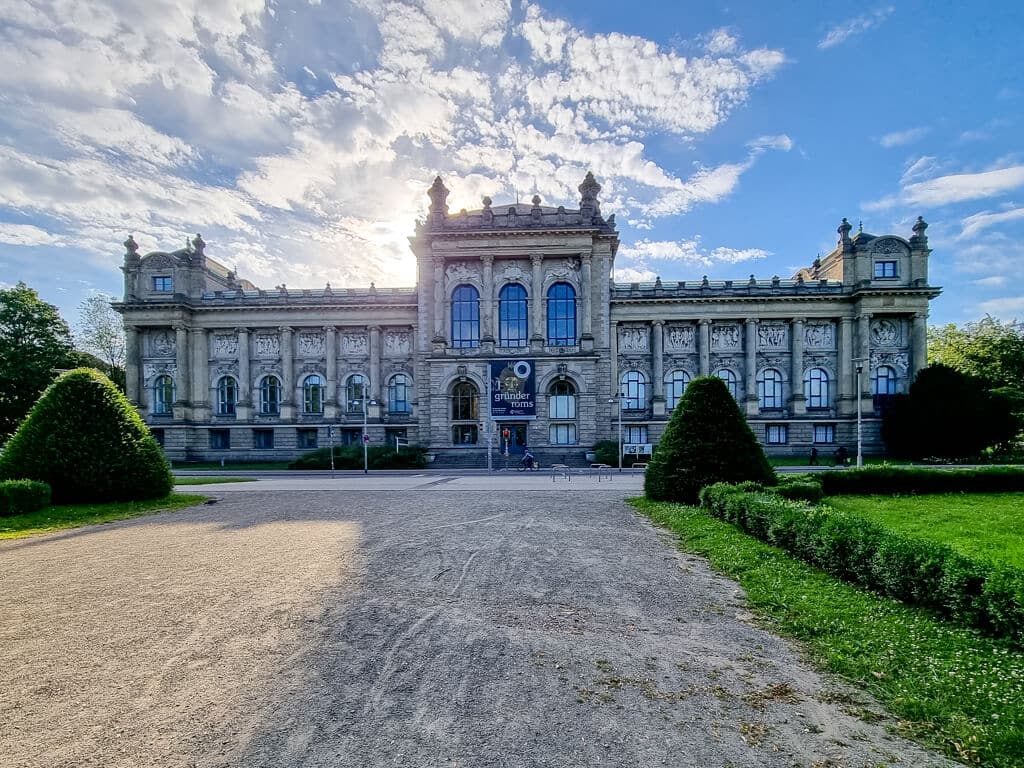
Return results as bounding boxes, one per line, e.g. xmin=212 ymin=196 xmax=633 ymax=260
xmin=236 ymin=326 xmax=250 ymax=335
xmin=745 ymin=317 xmax=758 ymax=326
xmin=791 ymin=316 xmax=806 ymax=325
xmin=369 ymin=325 xmax=382 ymax=334
xmin=323 ymin=325 xmax=337 ymax=334
xmin=433 ymin=255 xmax=445 ymax=269
xmin=580 ymin=249 xmax=593 ymax=264
xmin=698 ymin=318 xmax=712 ymax=327
xmin=912 ymin=311 xmax=929 ymax=321
xmin=173 ymin=324 xmax=189 ymax=334
xmin=279 ymin=325 xmax=293 ymax=334
xmin=839 ymin=316 xmax=854 ymax=325
xmin=652 ymin=319 xmax=664 ymax=328
xmin=480 ymin=253 xmax=494 ymax=266
xmin=858 ymin=311 xmax=873 ymax=321
xmin=530 ymin=253 xmax=544 ymax=267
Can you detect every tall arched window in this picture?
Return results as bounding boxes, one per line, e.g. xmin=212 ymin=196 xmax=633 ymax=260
xmin=216 ymin=376 xmax=236 ymax=416
xmin=549 ymin=379 xmax=578 ymax=445
xmin=757 ymin=368 xmax=784 ymax=409
xmin=259 ymin=375 xmax=281 ymax=415
xmin=153 ymin=375 xmax=174 ymax=415
xmin=717 ymin=368 xmax=738 ymax=399
xmin=664 ymin=370 xmax=691 ymax=410
xmin=620 ymin=370 xmax=648 ymax=410
xmin=450 ymin=381 xmax=479 ymax=444
xmin=872 ymin=365 xmax=897 ymax=395
xmin=388 ymin=373 xmax=412 ymax=413
xmin=804 ymin=367 xmax=830 ymax=409
xmin=546 ymin=282 xmax=576 ymax=345
xmin=303 ymin=374 xmax=324 ymax=414
xmin=498 ymin=283 xmax=528 ymax=347
xmin=346 ymin=374 xmax=367 ymax=412
xmin=451 ymin=284 xmax=480 ymax=348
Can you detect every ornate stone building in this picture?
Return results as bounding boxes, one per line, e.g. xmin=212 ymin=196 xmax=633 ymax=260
xmin=115 ymin=173 xmax=939 ymax=464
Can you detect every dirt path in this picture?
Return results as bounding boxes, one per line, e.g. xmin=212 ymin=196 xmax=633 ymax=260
xmin=0 ymin=490 xmax=954 ymax=767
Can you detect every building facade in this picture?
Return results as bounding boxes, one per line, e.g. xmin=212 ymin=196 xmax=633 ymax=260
xmin=115 ymin=173 xmax=940 ymax=465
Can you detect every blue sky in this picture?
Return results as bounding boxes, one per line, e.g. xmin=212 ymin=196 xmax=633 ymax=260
xmin=1 ymin=0 xmax=1021 ymax=328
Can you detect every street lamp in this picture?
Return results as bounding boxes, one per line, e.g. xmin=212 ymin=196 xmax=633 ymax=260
xmin=351 ymin=397 xmax=379 ymax=474
xmin=853 ymin=357 xmax=867 ymax=469
xmin=608 ymin=392 xmax=624 ymax=472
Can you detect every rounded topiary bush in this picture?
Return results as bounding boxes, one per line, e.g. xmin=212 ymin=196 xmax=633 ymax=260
xmin=0 ymin=368 xmax=172 ymax=504
xmin=644 ymin=375 xmax=776 ymax=504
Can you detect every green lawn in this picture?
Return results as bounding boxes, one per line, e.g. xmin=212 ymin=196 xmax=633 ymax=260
xmin=826 ymin=493 xmax=1024 ymax=569
xmin=174 ymin=476 xmax=256 ymax=485
xmin=633 ymin=497 xmax=1024 ymax=768
xmin=0 ymin=494 xmax=207 ymax=539
xmin=172 ymin=461 xmax=291 ymax=470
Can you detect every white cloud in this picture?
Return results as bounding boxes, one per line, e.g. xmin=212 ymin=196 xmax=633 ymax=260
xmin=959 ymin=207 xmax=1024 ymax=240
xmin=973 ymin=276 xmax=1007 ymax=287
xmin=905 ymin=166 xmax=1024 ymax=206
xmin=818 ymin=7 xmax=895 ymax=49
xmin=613 ymin=266 xmax=658 ymax=283
xmin=0 ymin=222 xmax=65 ymax=247
xmin=978 ymin=296 xmax=1024 ymax=318
xmin=618 ymin=237 xmax=770 ymax=269
xmin=879 ymin=127 xmax=929 ymax=148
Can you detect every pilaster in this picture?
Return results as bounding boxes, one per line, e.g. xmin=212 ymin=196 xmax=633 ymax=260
xmin=369 ymin=325 xmax=382 ymax=401
xmin=651 ymin=320 xmax=665 ymax=417
xmin=580 ymin=251 xmax=594 ymax=351
xmin=530 ymin=253 xmax=544 ymax=351
xmin=744 ymin=317 xmax=758 ymax=416
xmin=192 ymin=329 xmax=210 ymax=421
xmin=280 ymin=326 xmax=295 ymax=421
xmin=481 ymin=254 xmax=494 ymax=343
xmin=173 ymin=325 xmax=190 ymax=420
xmin=790 ymin=317 xmax=805 ymax=414
xmin=699 ymin=319 xmax=711 ymax=376
xmin=325 ymin=325 xmax=338 ymax=419
xmin=838 ymin=317 xmax=855 ymax=416
xmin=124 ymin=325 xmax=140 ymax=406
xmin=432 ymin=256 xmax=445 ymax=343
xmin=911 ymin=312 xmax=927 ymax=380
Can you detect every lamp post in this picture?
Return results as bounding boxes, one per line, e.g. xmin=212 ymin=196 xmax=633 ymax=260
xmin=608 ymin=393 xmax=624 ymax=472
xmin=352 ymin=397 xmax=379 ymax=474
xmin=853 ymin=358 xmax=867 ymax=469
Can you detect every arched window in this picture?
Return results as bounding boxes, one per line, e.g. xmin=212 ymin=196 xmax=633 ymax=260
xmin=303 ymin=374 xmax=324 ymax=414
xmin=620 ymin=370 xmax=648 ymax=410
xmin=450 ymin=381 xmax=479 ymax=444
xmin=216 ymin=376 xmax=236 ymax=416
xmin=663 ymin=370 xmax=690 ymax=410
xmin=757 ymin=368 xmax=784 ymax=409
xmin=549 ymin=380 xmax=577 ymax=419
xmin=872 ymin=365 xmax=898 ymax=395
xmin=388 ymin=373 xmax=412 ymax=413
xmin=153 ymin=375 xmax=174 ymax=415
xmin=451 ymin=284 xmax=480 ymax=348
xmin=716 ymin=368 xmax=738 ymax=399
xmin=346 ymin=374 xmax=368 ymax=413
xmin=498 ymin=283 xmax=528 ymax=347
xmin=259 ymin=375 xmax=281 ymax=415
xmin=546 ymin=282 xmax=576 ymax=345
xmin=804 ymin=367 xmax=830 ymax=409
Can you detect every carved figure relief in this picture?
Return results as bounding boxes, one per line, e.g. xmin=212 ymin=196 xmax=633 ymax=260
xmin=618 ymin=326 xmax=649 ymax=352
xmin=254 ymin=334 xmax=280 ymax=357
xmin=665 ymin=325 xmax=695 ymax=350
xmin=871 ymin=318 xmax=901 ymax=347
xmin=871 ymin=238 xmax=906 ymax=255
xmin=757 ymin=324 xmax=788 ymax=348
xmin=500 ymin=263 xmax=530 ymax=287
xmin=213 ymin=334 xmax=238 ymax=358
xmin=384 ymin=330 xmax=411 ymax=356
xmin=143 ymin=362 xmax=177 ymax=381
xmin=871 ymin=350 xmax=910 ymax=374
xmin=341 ymin=331 xmax=368 ymax=355
xmin=150 ymin=330 xmax=175 ymax=356
xmin=711 ymin=323 xmax=741 ymax=349
xmin=804 ymin=322 xmax=835 ymax=349
xmin=297 ymin=332 xmax=325 ymax=357
xmin=548 ymin=258 xmax=579 ymax=281
xmin=444 ymin=262 xmax=479 ymax=288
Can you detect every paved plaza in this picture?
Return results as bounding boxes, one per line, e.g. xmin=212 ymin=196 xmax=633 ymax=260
xmin=0 ymin=481 xmax=952 ymax=767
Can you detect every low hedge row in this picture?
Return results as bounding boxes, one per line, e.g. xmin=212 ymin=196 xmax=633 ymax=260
xmin=0 ymin=479 xmax=52 ymax=517
xmin=289 ymin=444 xmax=428 ymax=470
xmin=818 ymin=465 xmax=1024 ymax=495
xmin=700 ymin=483 xmax=1024 ymax=644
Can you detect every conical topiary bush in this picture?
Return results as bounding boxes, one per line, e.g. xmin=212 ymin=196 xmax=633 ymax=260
xmin=0 ymin=368 xmax=172 ymax=504
xmin=644 ymin=375 xmax=775 ymax=504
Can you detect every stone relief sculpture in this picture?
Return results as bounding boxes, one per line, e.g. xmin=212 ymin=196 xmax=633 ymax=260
xmin=665 ymin=325 xmax=695 ymax=350
xmin=342 ymin=332 xmax=369 ymax=355
xmin=871 ymin=238 xmax=906 ymax=255
xmin=871 ymin=350 xmax=910 ymax=373
xmin=143 ymin=362 xmax=177 ymax=381
xmin=150 ymin=330 xmax=175 ymax=356
xmin=297 ymin=332 xmax=325 ymax=357
xmin=804 ymin=322 xmax=835 ymax=349
xmin=384 ymin=331 xmax=411 ymax=356
xmin=618 ymin=326 xmax=649 ymax=352
xmin=711 ymin=324 xmax=741 ymax=349
xmin=871 ymin=318 xmax=901 ymax=347
xmin=444 ymin=262 xmax=479 ymax=288
xmin=757 ymin=324 xmax=788 ymax=348
xmin=212 ymin=334 xmax=238 ymax=358
xmin=500 ymin=263 xmax=530 ymax=286
xmin=548 ymin=258 xmax=579 ymax=280
xmin=254 ymin=334 xmax=280 ymax=357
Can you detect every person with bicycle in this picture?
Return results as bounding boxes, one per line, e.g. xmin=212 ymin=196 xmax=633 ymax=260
xmin=520 ymin=449 xmax=537 ymax=471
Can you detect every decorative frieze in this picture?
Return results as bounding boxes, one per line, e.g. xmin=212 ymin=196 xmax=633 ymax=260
xmin=384 ymin=330 xmax=411 ymax=356
xmin=618 ymin=325 xmax=649 ymax=352
xmin=150 ymin=329 xmax=175 ymax=356
xmin=212 ymin=333 xmax=238 ymax=358
xmin=871 ymin=350 xmax=910 ymax=374
xmin=870 ymin=238 xmax=907 ymax=255
xmin=444 ymin=262 xmax=480 ymax=288
xmin=804 ymin=321 xmax=835 ymax=350
xmin=499 ymin=262 xmax=530 ymax=287
xmin=143 ymin=362 xmax=177 ymax=381
xmin=297 ymin=331 xmax=325 ymax=357
xmin=341 ymin=331 xmax=369 ymax=355
xmin=665 ymin=324 xmax=695 ymax=351
xmin=757 ymin=323 xmax=788 ymax=349
xmin=870 ymin=317 xmax=902 ymax=347
xmin=711 ymin=323 xmax=741 ymax=350
xmin=254 ymin=333 xmax=280 ymax=357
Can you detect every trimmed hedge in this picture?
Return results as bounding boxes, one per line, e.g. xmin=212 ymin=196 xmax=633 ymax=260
xmin=289 ymin=444 xmax=428 ymax=470
xmin=819 ymin=465 xmax=1024 ymax=496
xmin=700 ymin=483 xmax=1024 ymax=645
xmin=0 ymin=479 xmax=51 ymax=517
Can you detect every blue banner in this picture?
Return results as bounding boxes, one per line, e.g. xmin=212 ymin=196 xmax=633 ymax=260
xmin=490 ymin=359 xmax=536 ymax=419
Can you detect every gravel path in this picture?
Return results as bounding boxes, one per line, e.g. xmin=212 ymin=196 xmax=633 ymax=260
xmin=0 ymin=489 xmax=954 ymax=767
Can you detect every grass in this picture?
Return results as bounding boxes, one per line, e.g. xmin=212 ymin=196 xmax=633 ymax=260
xmin=825 ymin=493 xmax=1024 ymax=569
xmin=174 ymin=476 xmax=256 ymax=485
xmin=768 ymin=455 xmax=908 ymax=467
xmin=632 ymin=497 xmax=1024 ymax=768
xmin=0 ymin=494 xmax=207 ymax=539
xmin=172 ymin=461 xmax=291 ymax=470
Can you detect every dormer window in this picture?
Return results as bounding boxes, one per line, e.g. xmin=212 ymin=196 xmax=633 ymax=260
xmin=873 ymin=260 xmax=897 ymax=279
xmin=153 ymin=276 xmax=174 ymax=292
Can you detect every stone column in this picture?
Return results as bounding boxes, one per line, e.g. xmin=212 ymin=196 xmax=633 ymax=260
xmin=280 ymin=326 xmax=294 ymax=420
xmin=369 ymin=325 xmax=382 ymax=401
xmin=790 ymin=317 xmax=805 ymax=414
xmin=481 ymin=254 xmax=494 ymax=343
xmin=433 ymin=256 xmax=445 ymax=342
xmin=124 ymin=325 xmax=141 ymax=406
xmin=192 ymin=329 xmax=210 ymax=421
xmin=699 ymin=320 xmax=711 ymax=376
xmin=911 ymin=312 xmax=927 ymax=380
xmin=580 ymin=251 xmax=594 ymax=350
xmin=325 ymin=325 xmax=338 ymax=419
xmin=610 ymin=321 xmax=619 ymax=396
xmin=838 ymin=317 xmax=854 ymax=416
xmin=651 ymin=320 xmax=665 ymax=416
xmin=858 ymin=313 xmax=871 ymax=397
xmin=174 ymin=325 xmax=190 ymax=419
xmin=744 ymin=318 xmax=758 ymax=415
xmin=531 ymin=253 xmax=544 ymax=349
xmin=237 ymin=327 xmax=251 ymax=420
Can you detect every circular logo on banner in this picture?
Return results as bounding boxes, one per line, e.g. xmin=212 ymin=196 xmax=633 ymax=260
xmin=513 ymin=360 xmax=532 ymax=379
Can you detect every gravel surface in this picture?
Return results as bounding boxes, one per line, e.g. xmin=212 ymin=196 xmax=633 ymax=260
xmin=0 ymin=489 xmax=954 ymax=767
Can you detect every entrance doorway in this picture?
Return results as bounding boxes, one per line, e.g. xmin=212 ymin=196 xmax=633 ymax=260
xmin=497 ymin=422 xmax=529 ymax=455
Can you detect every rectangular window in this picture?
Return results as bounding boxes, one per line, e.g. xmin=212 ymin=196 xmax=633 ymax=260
xmin=209 ymin=429 xmax=230 ymax=450
xmin=253 ymin=429 xmax=275 ymax=449
xmin=341 ymin=428 xmax=362 ymax=447
xmin=153 ymin=276 xmax=174 ymax=292
xmin=549 ymin=394 xmax=576 ymax=420
xmin=873 ymin=260 xmax=897 ymax=279
xmin=549 ymin=423 xmax=577 ymax=445
xmin=150 ymin=428 xmax=165 ymax=447
xmin=296 ymin=428 xmax=318 ymax=449
xmin=813 ymin=424 xmax=835 ymax=444
xmin=451 ymin=424 xmax=479 ymax=445
xmin=766 ymin=424 xmax=788 ymax=444
xmin=623 ymin=425 xmax=648 ymax=445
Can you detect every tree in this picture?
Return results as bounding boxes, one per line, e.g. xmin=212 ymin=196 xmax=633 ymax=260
xmin=928 ymin=316 xmax=1024 ymax=390
xmin=75 ymin=294 xmax=125 ymax=390
xmin=644 ymin=376 xmax=776 ymax=504
xmin=0 ymin=282 xmax=74 ymax=439
xmin=0 ymin=368 xmax=172 ymax=503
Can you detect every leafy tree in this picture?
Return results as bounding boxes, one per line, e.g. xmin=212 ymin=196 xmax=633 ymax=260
xmin=0 ymin=282 xmax=74 ymax=439
xmin=0 ymin=368 xmax=172 ymax=503
xmin=644 ymin=376 xmax=775 ymax=504
xmin=75 ymin=294 xmax=125 ymax=390
xmin=928 ymin=316 xmax=1024 ymax=390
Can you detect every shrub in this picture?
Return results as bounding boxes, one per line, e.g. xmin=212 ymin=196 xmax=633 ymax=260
xmin=819 ymin=465 xmax=1024 ymax=496
xmin=593 ymin=440 xmax=620 ymax=466
xmin=645 ymin=376 xmax=776 ymax=504
xmin=772 ymin=476 xmax=824 ymax=503
xmin=0 ymin=479 xmax=51 ymax=517
xmin=289 ymin=444 xmax=428 ymax=470
xmin=0 ymin=369 xmax=172 ymax=504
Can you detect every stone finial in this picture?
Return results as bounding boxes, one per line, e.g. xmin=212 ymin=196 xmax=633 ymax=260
xmin=579 ymin=171 xmax=601 ymax=203
xmin=427 ymin=176 xmax=449 ymax=219
xmin=531 ymin=194 xmax=541 ymax=207
xmin=369 ymin=281 xmax=377 ymax=295
xmin=910 ymin=215 xmax=929 ymax=246
xmin=192 ymin=233 xmax=205 ymax=257
xmin=838 ymin=217 xmax=853 ymax=252
xmin=748 ymin=274 xmax=757 ymax=286
xmin=481 ymin=196 xmax=492 ymax=209
xmin=701 ymin=275 xmax=709 ymax=287
xmin=124 ymin=234 xmax=139 ymax=258
xmin=654 ymin=276 xmax=662 ymax=288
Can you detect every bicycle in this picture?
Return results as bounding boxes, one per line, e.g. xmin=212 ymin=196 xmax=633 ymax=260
xmin=517 ymin=456 xmax=540 ymax=471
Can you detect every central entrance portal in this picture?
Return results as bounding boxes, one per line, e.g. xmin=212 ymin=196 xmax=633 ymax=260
xmin=498 ymin=423 xmax=529 ymax=455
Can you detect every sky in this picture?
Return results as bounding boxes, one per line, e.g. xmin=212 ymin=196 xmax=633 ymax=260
xmin=0 ymin=0 xmax=1021 ymax=329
